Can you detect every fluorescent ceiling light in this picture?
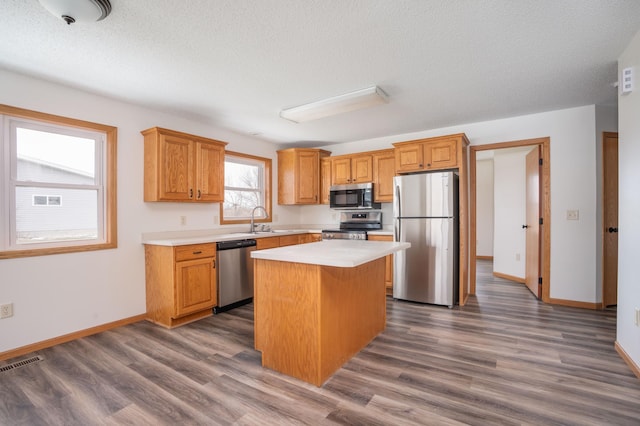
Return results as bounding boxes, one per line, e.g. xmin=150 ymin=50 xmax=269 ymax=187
xmin=280 ymin=86 xmax=389 ymax=123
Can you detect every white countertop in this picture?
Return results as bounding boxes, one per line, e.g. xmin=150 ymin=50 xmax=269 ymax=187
xmin=141 ymin=229 xmax=314 ymax=246
xmin=251 ymin=240 xmax=410 ymax=268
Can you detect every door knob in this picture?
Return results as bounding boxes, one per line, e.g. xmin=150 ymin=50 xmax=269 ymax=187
xmin=608 ymin=227 xmax=618 ymax=233
xmin=522 ymin=224 xmax=529 ymax=229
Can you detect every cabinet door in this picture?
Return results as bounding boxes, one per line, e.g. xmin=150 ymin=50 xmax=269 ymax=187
xmin=320 ymin=157 xmax=332 ymax=204
xmin=296 ymin=151 xmax=320 ymax=203
xmin=395 ymin=143 xmax=424 ymax=173
xmin=373 ymin=151 xmax=395 ymax=203
xmin=175 ymin=257 xmax=216 ymax=317
xmin=159 ymin=134 xmax=194 ymax=201
xmin=195 ymin=141 xmax=225 ymax=202
xmin=331 ymin=157 xmax=352 ymax=185
xmin=424 ymin=139 xmax=457 ymax=170
xmin=351 ymin=155 xmax=373 ymax=183
xmin=368 ymin=235 xmax=393 ymax=295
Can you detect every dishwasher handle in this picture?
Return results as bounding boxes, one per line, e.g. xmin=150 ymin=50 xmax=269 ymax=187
xmin=216 ymin=239 xmax=257 ymax=250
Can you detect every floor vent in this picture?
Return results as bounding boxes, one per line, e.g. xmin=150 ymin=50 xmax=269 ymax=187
xmin=0 ymin=355 xmax=43 ymax=374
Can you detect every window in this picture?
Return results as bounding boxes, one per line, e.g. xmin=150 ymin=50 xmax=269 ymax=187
xmin=220 ymin=151 xmax=271 ymax=224
xmin=0 ymin=104 xmax=117 ymax=258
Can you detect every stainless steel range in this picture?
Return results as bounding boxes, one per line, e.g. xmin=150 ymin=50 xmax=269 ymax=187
xmin=322 ymin=211 xmax=382 ymax=240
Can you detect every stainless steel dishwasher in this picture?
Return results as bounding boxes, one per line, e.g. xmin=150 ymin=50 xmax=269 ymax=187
xmin=214 ymin=239 xmax=256 ymax=313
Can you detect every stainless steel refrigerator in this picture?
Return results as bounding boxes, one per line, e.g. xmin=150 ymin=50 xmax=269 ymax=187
xmin=393 ymin=171 xmax=459 ymax=307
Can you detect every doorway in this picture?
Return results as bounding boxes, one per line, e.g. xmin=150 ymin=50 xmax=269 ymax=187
xmin=469 ymin=137 xmax=551 ymax=302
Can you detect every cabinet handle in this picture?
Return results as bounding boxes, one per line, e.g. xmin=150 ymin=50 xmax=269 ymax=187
xmin=197 ymin=189 xmax=201 ymax=199
xmin=189 ymin=188 xmax=193 ymax=198
xmin=418 ymin=163 xmax=423 ymax=167
xmin=193 ymin=250 xmax=202 ymax=254
xmin=212 ymin=259 xmax=216 ymax=268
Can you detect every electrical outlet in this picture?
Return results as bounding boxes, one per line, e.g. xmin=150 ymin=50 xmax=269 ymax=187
xmin=515 ymin=253 xmax=521 ymax=261
xmin=635 ymin=308 xmax=640 ymax=326
xmin=180 ymin=216 xmax=187 ymax=226
xmin=213 ymin=215 xmax=219 ymax=225
xmin=566 ymin=210 xmax=579 ymax=220
xmin=0 ymin=303 xmax=13 ymax=319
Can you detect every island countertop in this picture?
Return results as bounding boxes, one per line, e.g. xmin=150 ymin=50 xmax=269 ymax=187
xmin=250 ymin=240 xmax=410 ymax=268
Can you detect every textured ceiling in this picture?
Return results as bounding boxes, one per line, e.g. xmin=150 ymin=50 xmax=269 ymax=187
xmin=1 ymin=1 xmax=639 ymax=146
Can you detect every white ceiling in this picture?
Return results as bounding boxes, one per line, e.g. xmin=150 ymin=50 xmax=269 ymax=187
xmin=1 ymin=1 xmax=639 ymax=146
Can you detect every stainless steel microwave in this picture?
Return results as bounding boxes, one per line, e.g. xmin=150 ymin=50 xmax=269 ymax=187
xmin=329 ymin=183 xmax=381 ymax=209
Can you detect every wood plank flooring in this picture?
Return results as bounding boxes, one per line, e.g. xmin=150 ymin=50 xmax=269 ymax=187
xmin=1 ymin=260 xmax=639 ymax=425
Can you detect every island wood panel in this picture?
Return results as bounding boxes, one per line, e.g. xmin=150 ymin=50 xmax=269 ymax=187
xmin=254 ymin=257 xmax=386 ymax=386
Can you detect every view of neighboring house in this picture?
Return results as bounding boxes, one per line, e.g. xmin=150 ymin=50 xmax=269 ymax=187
xmin=15 ymin=157 xmax=98 ymax=244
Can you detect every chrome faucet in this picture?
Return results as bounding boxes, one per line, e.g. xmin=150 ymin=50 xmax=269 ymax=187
xmin=250 ymin=206 xmax=269 ymax=233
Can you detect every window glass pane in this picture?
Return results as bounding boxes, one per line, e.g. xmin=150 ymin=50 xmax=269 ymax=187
xmin=15 ymin=187 xmax=98 ymax=244
xmin=16 ymin=128 xmax=96 ymax=184
xmin=223 ymin=189 xmax=264 ymax=219
xmin=224 ymin=161 xmax=259 ymax=189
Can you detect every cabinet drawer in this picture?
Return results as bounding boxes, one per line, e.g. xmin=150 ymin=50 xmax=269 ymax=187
xmin=174 ymin=244 xmax=216 ymax=261
xmin=256 ymin=237 xmax=280 ymax=250
xmin=278 ymin=234 xmax=301 ymax=247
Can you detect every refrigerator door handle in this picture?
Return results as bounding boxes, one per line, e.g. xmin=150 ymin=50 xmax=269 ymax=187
xmin=394 ymin=183 xmax=401 ymax=242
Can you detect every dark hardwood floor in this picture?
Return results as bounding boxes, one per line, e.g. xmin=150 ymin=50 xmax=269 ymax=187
xmin=2 ymin=260 xmax=639 ymax=425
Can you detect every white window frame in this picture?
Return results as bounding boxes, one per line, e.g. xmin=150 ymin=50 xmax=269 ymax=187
xmin=220 ymin=151 xmax=272 ymax=224
xmin=0 ymin=104 xmax=117 ymax=258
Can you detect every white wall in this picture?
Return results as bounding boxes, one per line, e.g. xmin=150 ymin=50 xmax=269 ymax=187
xmin=476 ymin=159 xmax=494 ymax=257
xmin=311 ymin=105 xmax=600 ymax=303
xmin=617 ymin=30 xmax=640 ymax=371
xmin=492 ymin=150 xmax=527 ymax=279
xmin=0 ymin=69 xmax=302 ymax=354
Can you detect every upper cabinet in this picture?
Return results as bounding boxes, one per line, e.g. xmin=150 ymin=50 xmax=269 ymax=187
xmin=320 ymin=157 xmax=332 ymax=204
xmin=393 ymin=135 xmax=462 ymax=174
xmin=372 ymin=149 xmax=395 ymax=203
xmin=278 ymin=148 xmax=331 ymax=205
xmin=331 ymin=154 xmax=373 ymax=185
xmin=142 ymin=127 xmax=227 ymax=202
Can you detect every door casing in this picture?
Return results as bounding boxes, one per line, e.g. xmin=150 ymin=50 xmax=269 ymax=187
xmin=469 ymin=137 xmax=551 ymax=302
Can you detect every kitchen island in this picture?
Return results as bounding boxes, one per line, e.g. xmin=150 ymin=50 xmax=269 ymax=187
xmin=251 ymin=239 xmax=410 ymax=386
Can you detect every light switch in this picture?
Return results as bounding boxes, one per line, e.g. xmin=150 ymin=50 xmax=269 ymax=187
xmin=566 ymin=210 xmax=579 ymax=220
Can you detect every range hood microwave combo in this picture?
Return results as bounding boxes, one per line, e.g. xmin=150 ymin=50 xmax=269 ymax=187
xmin=329 ymin=182 xmax=380 ymax=209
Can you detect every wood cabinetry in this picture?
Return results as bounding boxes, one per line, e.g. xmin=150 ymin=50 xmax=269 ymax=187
xmin=372 ymin=149 xmax=395 ymax=203
xmin=278 ymin=148 xmax=331 ymax=205
xmin=256 ymin=233 xmax=316 ymax=250
xmin=367 ymin=234 xmax=394 ymax=295
xmin=144 ymin=243 xmax=217 ymax=328
xmin=142 ymin=127 xmax=227 ymax=202
xmin=331 ymin=154 xmax=373 ymax=185
xmin=320 ymin=157 xmax=332 ymax=204
xmin=394 ymin=136 xmax=458 ymax=173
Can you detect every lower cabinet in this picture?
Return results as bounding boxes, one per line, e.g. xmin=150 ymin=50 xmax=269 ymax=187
xmin=367 ymin=235 xmax=394 ymax=295
xmin=256 ymin=233 xmax=318 ymax=250
xmin=144 ymin=243 xmax=217 ymax=328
